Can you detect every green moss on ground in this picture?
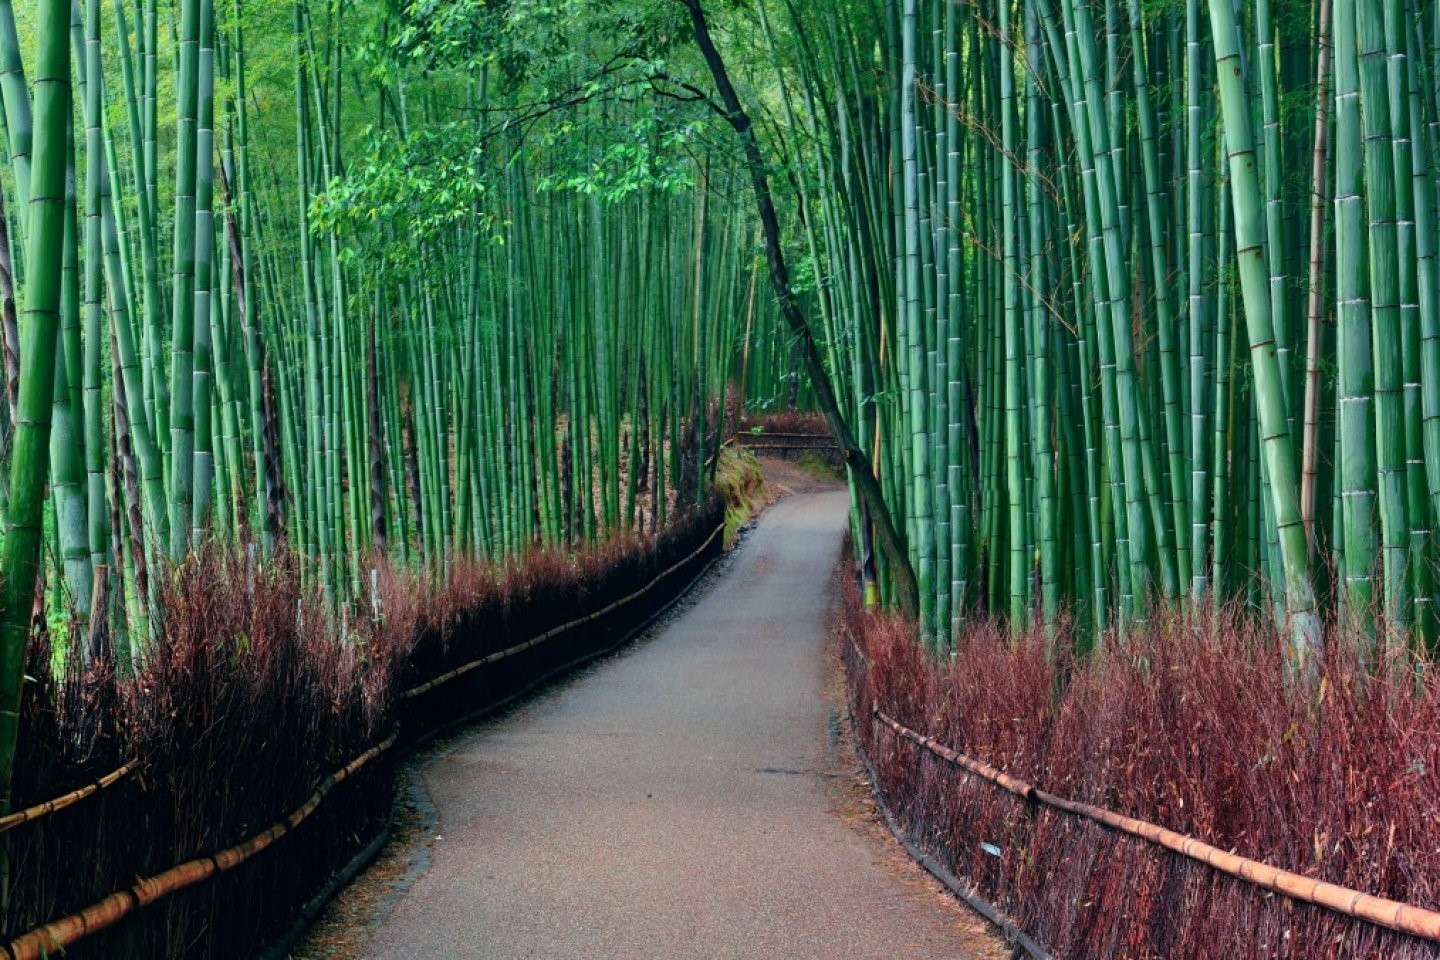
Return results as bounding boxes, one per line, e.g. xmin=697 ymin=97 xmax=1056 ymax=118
xmin=714 ymin=445 xmax=768 ymax=547
xmin=794 ymin=451 xmax=844 ymax=484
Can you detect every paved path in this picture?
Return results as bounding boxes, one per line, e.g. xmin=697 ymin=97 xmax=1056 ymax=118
xmin=358 ymin=491 xmax=989 ymax=959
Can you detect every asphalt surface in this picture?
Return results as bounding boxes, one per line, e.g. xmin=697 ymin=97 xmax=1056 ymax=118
xmin=359 ymin=490 xmax=986 ymax=959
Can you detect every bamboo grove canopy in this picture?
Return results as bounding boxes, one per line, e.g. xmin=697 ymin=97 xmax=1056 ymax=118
xmin=0 ymin=0 xmax=1437 ymax=825
xmin=0 ymin=0 xmax=802 ymax=822
xmin=746 ymin=0 xmax=1440 ymax=674
xmin=0 ymin=0 xmax=778 ymax=653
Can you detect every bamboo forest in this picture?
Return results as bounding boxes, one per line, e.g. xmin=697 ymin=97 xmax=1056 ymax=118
xmin=0 ymin=0 xmax=1438 ymax=958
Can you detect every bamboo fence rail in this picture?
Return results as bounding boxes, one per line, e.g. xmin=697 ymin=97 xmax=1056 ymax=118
xmin=869 ymin=704 xmax=1440 ymax=943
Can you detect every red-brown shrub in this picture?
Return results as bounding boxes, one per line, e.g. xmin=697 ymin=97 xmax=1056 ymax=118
xmin=738 ymin=410 xmax=829 ymax=435
xmin=4 ymin=493 xmax=725 ymax=959
xmin=843 ymin=577 xmax=1440 ymax=959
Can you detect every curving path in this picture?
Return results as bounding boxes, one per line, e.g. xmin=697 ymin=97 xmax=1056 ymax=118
xmin=346 ymin=489 xmax=995 ymax=959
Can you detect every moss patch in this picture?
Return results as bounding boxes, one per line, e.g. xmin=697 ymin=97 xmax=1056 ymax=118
xmin=714 ymin=445 xmax=768 ymax=547
xmin=795 ymin=451 xmax=844 ymax=484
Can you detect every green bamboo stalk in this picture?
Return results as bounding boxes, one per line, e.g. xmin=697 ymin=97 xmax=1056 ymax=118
xmin=191 ymin=0 xmax=217 ymax=535
xmin=1208 ymin=0 xmax=1321 ymax=672
xmin=166 ymin=0 xmax=203 ymax=560
xmin=0 ymin=0 xmax=70 ymax=851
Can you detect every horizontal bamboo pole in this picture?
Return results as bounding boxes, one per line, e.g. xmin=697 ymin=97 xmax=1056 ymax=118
xmin=854 ymin=715 xmax=1051 ymax=960
xmin=1 ymin=732 xmax=397 ymax=960
xmin=874 ymin=708 xmax=1039 ymax=800
xmin=871 ymin=707 xmax=1440 ymax=943
xmin=740 ymin=441 xmax=838 ymax=452
xmin=0 ymin=757 xmax=139 ymax=834
xmin=401 ymin=521 xmax=724 ymax=701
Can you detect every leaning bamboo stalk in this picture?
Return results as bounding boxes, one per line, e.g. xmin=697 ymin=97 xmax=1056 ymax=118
xmin=0 ymin=0 xmax=71 ymax=843
xmin=1208 ymin=0 xmax=1320 ymax=672
xmin=682 ymin=0 xmax=918 ymax=618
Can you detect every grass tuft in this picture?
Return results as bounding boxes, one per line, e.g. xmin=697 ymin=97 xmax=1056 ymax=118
xmin=713 ymin=445 xmax=768 ymax=546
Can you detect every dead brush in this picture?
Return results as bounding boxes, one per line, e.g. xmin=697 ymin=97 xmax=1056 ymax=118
xmin=113 ymin=544 xmax=392 ymax=960
xmin=3 ymin=497 xmax=725 ymax=959
xmin=4 ymin=618 xmax=127 ymax=942
xmin=389 ymin=494 xmax=726 ymax=740
xmin=843 ymin=574 xmax=1440 ymax=959
xmin=0 ymin=543 xmax=394 ymax=958
xmin=739 ymin=410 xmax=829 ymax=435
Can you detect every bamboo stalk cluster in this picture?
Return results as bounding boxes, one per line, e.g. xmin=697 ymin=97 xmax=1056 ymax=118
xmin=761 ymin=0 xmax=1440 ymax=664
xmin=0 ymin=0 xmax=762 ymax=821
